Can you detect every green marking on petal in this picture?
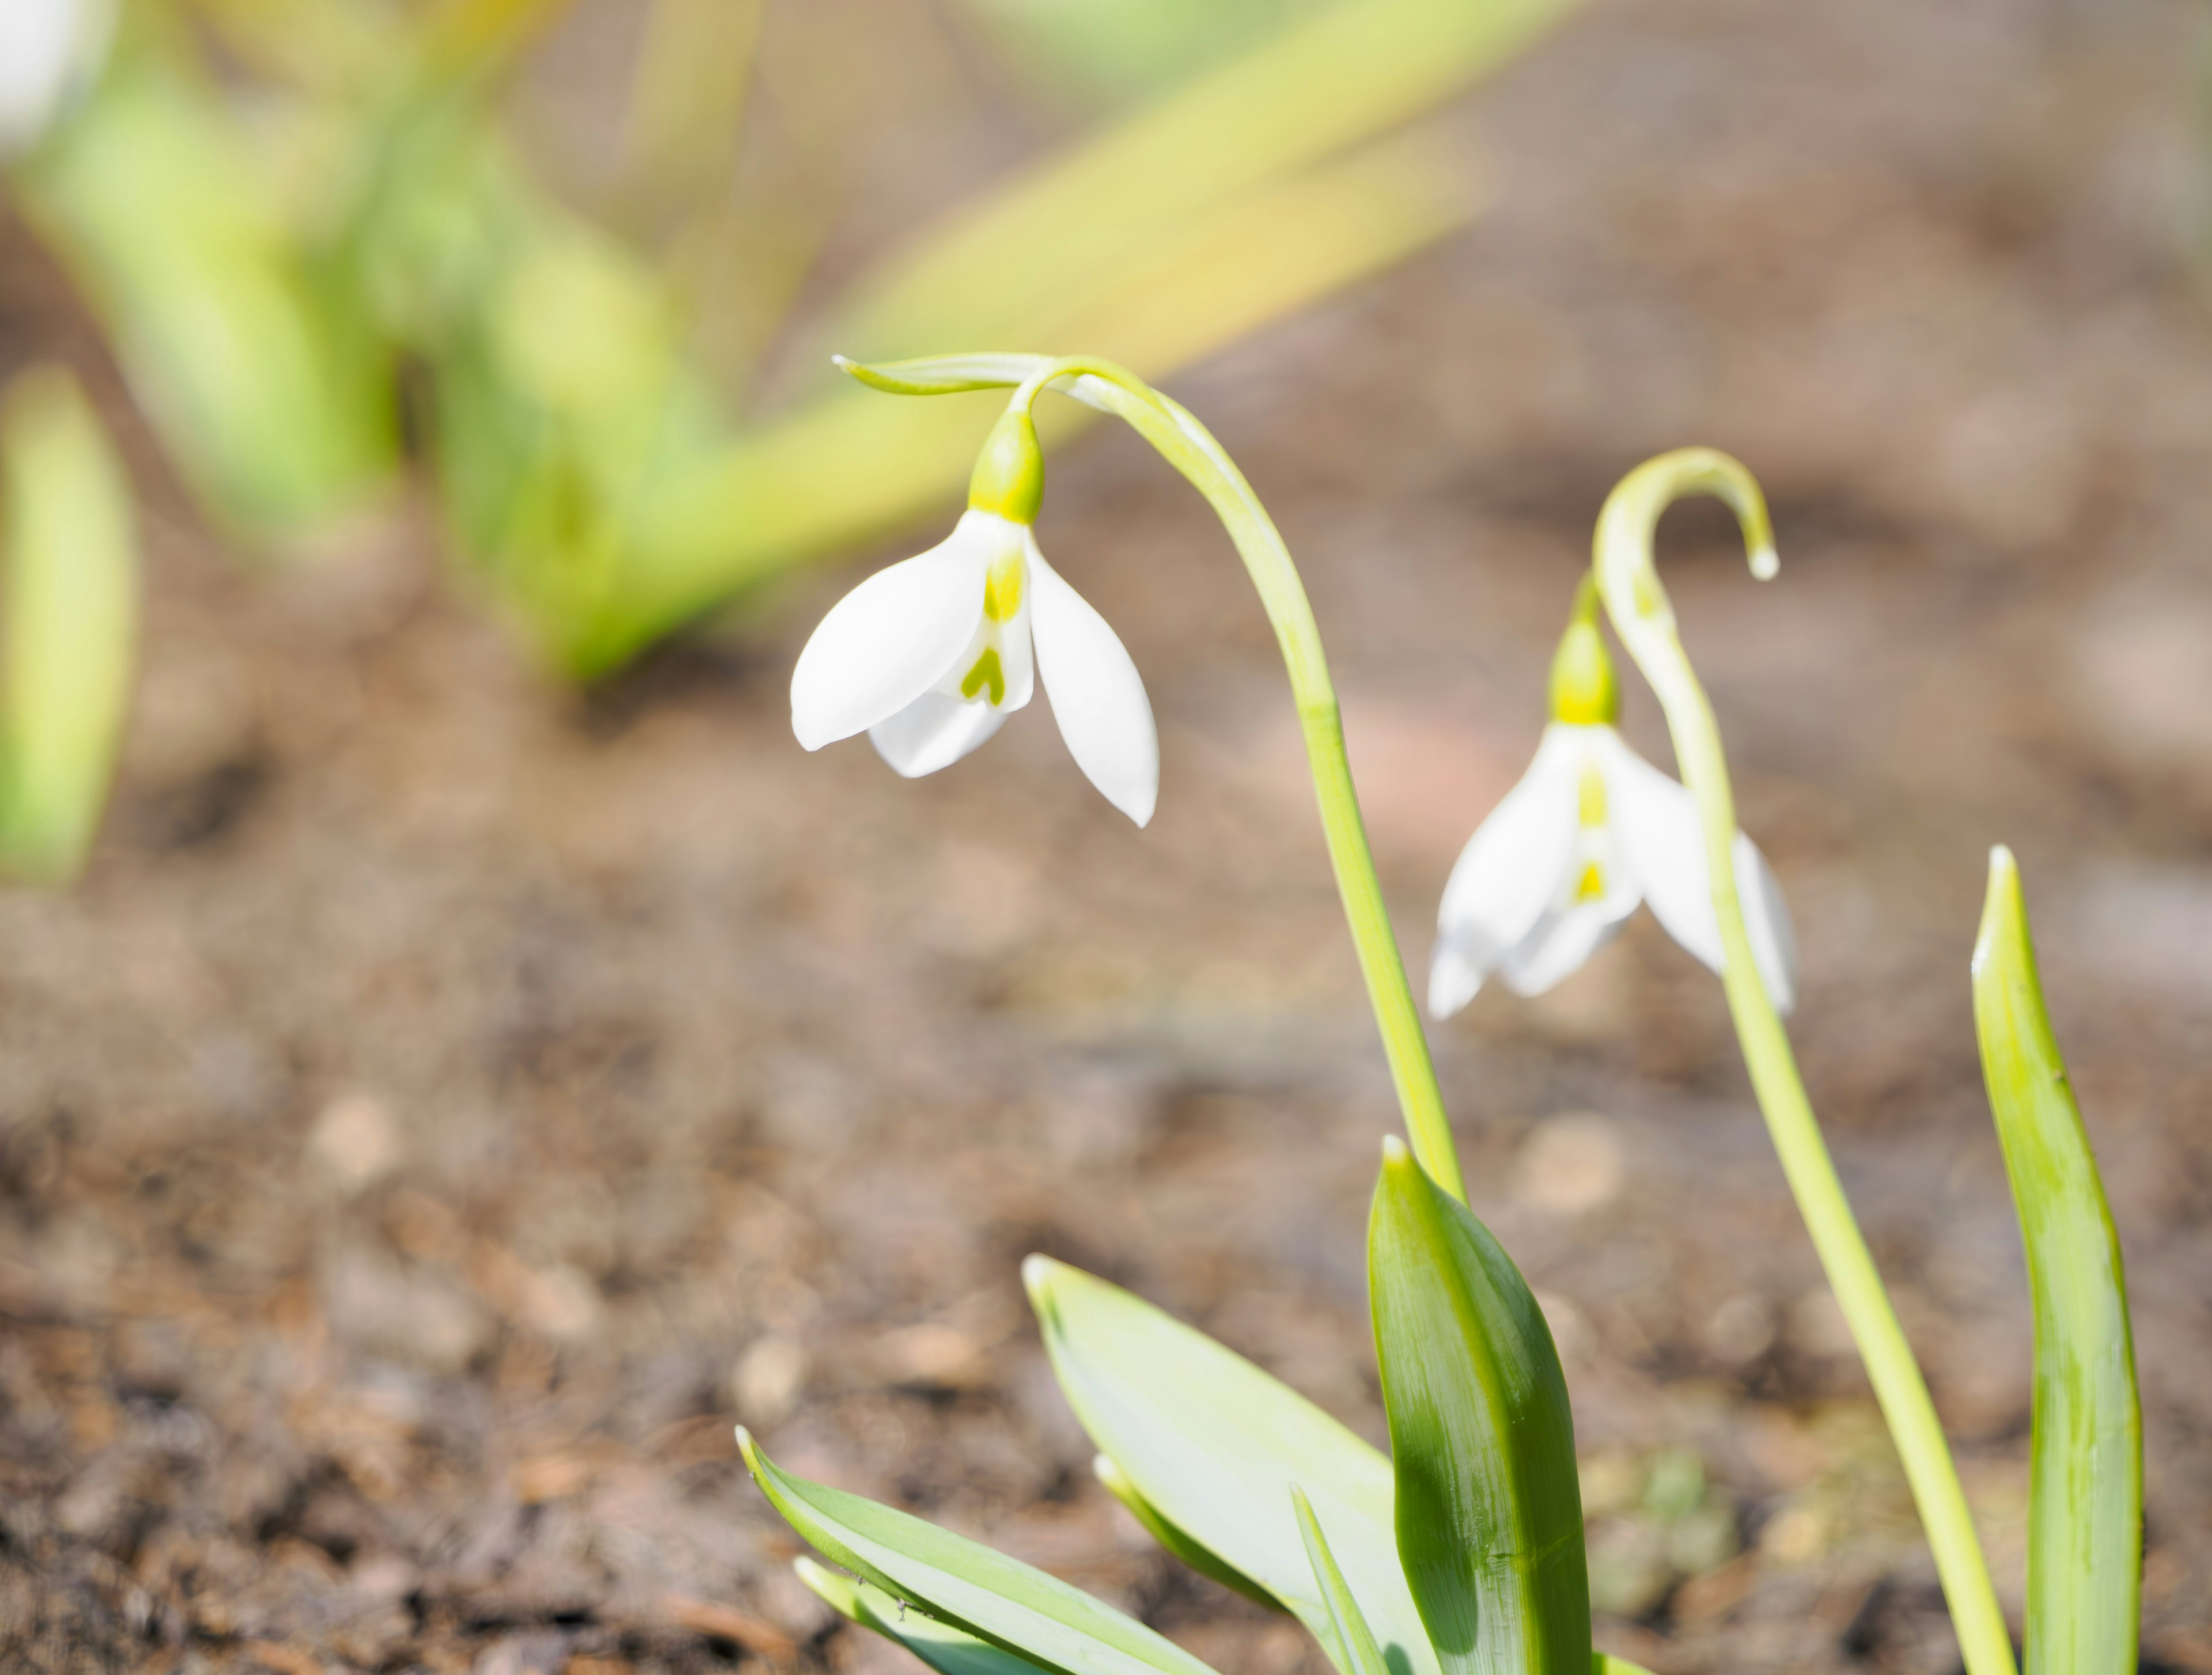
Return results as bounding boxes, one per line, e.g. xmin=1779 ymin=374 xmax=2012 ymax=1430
xmin=961 ymin=647 xmax=1006 ymax=706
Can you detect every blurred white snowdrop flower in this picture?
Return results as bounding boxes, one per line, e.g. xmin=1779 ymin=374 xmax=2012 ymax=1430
xmin=1429 ymin=579 xmax=1795 ymax=1018
xmin=790 ymin=403 xmax=1158 ymax=825
xmin=0 ymin=0 xmax=115 ymax=158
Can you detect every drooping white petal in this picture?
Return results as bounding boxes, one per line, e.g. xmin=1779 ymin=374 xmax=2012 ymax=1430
xmin=1426 ymin=725 xmax=1588 ymax=1016
xmin=1733 ymin=831 xmax=1799 ymax=1014
xmin=790 ymin=513 xmax=1006 ymax=751
xmin=1500 ymin=896 xmax=1636 ymax=998
xmin=1427 ymin=940 xmax=1486 ymax=1021
xmin=1599 ymin=729 xmax=1796 ymax=1011
xmin=1026 ymin=540 xmax=1158 ymax=826
xmin=869 ymin=690 xmax=1009 ymax=778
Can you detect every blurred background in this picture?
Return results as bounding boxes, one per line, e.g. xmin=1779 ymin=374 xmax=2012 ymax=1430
xmin=2 ymin=0 xmax=2210 ymax=1669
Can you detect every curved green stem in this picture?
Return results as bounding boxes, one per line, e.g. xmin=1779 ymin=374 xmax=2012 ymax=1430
xmin=1590 ymin=449 xmax=2015 ymax=1675
xmin=841 ymin=352 xmax=1464 ymax=1202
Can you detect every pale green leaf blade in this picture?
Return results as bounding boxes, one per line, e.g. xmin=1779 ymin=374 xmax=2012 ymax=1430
xmin=1971 ymin=847 xmax=2141 ymax=1675
xmin=1291 ymin=1486 xmax=1391 ymax=1675
xmin=799 ymin=1557 xmax=1057 ymax=1675
xmin=0 ymin=365 xmax=138 ymax=885
xmin=738 ymin=1429 xmax=1220 ymax=1675
xmin=1593 ymin=1658 xmax=1654 ymax=1675
xmin=1369 ymin=1138 xmax=1589 ymax=1675
xmin=1093 ymin=1456 xmax=1283 ymax=1611
xmin=1024 ymin=1256 xmax=1438 ymax=1675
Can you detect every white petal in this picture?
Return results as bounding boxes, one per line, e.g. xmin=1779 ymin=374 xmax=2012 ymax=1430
xmin=0 ymin=0 xmax=105 ymax=154
xmin=868 ymin=690 xmax=1008 ymax=778
xmin=1427 ymin=939 xmax=1486 ymax=1020
xmin=790 ymin=513 xmax=1004 ymax=751
xmin=1734 ymin=830 xmax=1799 ymax=1014
xmin=1600 ymin=730 xmax=1796 ymax=1011
xmin=1501 ymin=899 xmax=1635 ymax=997
xmin=1027 ymin=542 xmax=1158 ymax=826
xmin=1428 ymin=725 xmax=1589 ymax=1013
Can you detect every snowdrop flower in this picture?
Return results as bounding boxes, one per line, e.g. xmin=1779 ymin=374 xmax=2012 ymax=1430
xmin=0 ymin=0 xmax=115 ymax=158
xmin=1429 ymin=579 xmax=1795 ymax=1017
xmin=790 ymin=403 xmax=1158 ymax=825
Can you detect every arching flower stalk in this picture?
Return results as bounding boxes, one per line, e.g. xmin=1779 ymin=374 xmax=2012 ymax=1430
xmin=1429 ymin=576 xmax=1794 ymax=1018
xmin=1586 ymin=449 xmax=2017 ymax=1675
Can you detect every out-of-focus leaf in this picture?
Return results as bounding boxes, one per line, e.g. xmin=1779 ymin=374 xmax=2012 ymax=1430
xmin=952 ymin=0 xmax=1325 ymax=108
xmin=824 ymin=0 xmax=1575 ymax=360
xmin=1369 ymin=1138 xmax=1589 ymax=1675
xmin=1024 ymin=1257 xmax=1435 ymax=1675
xmin=0 ymin=0 xmax=117 ymax=157
xmin=737 ymin=1429 xmax=1222 ymax=1675
xmin=0 ymin=365 xmax=137 ymax=884
xmin=1593 ymin=1659 xmax=1653 ymax=1675
xmin=799 ymin=1557 xmax=1056 ymax=1675
xmin=1971 ymin=846 xmax=2141 ymax=1675
xmin=1092 ymin=1454 xmax=1284 ymax=1611
xmin=1293 ymin=1487 xmax=1392 ymax=1675
xmin=14 ymin=52 xmax=395 ymax=541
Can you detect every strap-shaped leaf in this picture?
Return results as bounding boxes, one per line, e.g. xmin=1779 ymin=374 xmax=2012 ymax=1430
xmin=1025 ymin=1256 xmax=1438 ymax=1675
xmin=800 ymin=1557 xmax=1057 ymax=1675
xmin=1293 ymin=1488 xmax=1391 ymax=1675
xmin=738 ymin=1430 xmax=1221 ymax=1675
xmin=1093 ymin=1455 xmax=1282 ymax=1610
xmin=1971 ymin=848 xmax=2141 ymax=1675
xmin=1369 ymin=1139 xmax=1590 ymax=1675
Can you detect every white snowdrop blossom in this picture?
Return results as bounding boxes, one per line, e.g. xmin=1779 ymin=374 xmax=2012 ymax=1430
xmin=1429 ymin=586 xmax=1795 ymax=1018
xmin=0 ymin=0 xmax=115 ymax=157
xmin=789 ymin=406 xmax=1158 ymax=825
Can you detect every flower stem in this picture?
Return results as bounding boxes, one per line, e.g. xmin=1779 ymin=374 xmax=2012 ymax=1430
xmin=840 ymin=352 xmax=1465 ymax=1202
xmin=1592 ymin=449 xmax=2016 ymax=1675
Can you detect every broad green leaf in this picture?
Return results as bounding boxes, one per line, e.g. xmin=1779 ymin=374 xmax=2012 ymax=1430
xmin=737 ymin=1429 xmax=1221 ymax=1675
xmin=1369 ymin=1138 xmax=1589 ymax=1675
xmin=1024 ymin=1256 xmax=1438 ymax=1675
xmin=1092 ymin=1455 xmax=1282 ymax=1611
xmin=1971 ymin=847 xmax=2141 ymax=1675
xmin=0 ymin=366 xmax=138 ymax=885
xmin=799 ymin=1557 xmax=1055 ymax=1675
xmin=1292 ymin=1487 xmax=1390 ymax=1675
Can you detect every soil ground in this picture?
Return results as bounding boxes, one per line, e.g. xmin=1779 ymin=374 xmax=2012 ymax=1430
xmin=3 ymin=0 xmax=2211 ymax=1671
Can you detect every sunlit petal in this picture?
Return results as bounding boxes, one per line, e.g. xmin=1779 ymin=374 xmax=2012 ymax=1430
xmin=1500 ymin=900 xmax=1634 ymax=998
xmin=868 ymin=690 xmax=1009 ymax=778
xmin=790 ymin=513 xmax=1003 ymax=751
xmin=1027 ymin=541 xmax=1158 ymax=826
xmin=1601 ymin=729 xmax=1795 ymax=1011
xmin=1427 ymin=725 xmax=1587 ymax=1015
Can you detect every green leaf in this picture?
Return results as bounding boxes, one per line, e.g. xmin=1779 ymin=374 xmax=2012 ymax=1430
xmin=1971 ymin=847 xmax=2141 ymax=1675
xmin=1369 ymin=1138 xmax=1589 ymax=1675
xmin=1292 ymin=1487 xmax=1391 ymax=1675
xmin=737 ymin=1429 xmax=1220 ymax=1675
xmin=1593 ymin=1659 xmax=1654 ymax=1675
xmin=1024 ymin=1256 xmax=1438 ymax=1675
xmin=798 ymin=1557 xmax=1056 ymax=1675
xmin=0 ymin=366 xmax=138 ymax=885
xmin=1092 ymin=1455 xmax=1283 ymax=1611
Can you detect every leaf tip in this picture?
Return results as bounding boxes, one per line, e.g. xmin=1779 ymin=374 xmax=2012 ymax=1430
xmin=1972 ymin=843 xmax=2027 ymax=983
xmin=734 ymin=1425 xmax=763 ymax=1472
xmin=1020 ymin=1253 xmax=1060 ymax=1312
xmin=1380 ymin=1134 xmax=1410 ymax=1166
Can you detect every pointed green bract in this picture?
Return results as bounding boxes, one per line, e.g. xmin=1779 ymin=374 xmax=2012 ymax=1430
xmin=1024 ymin=1256 xmax=1437 ymax=1675
xmin=799 ymin=1557 xmax=1057 ymax=1675
xmin=1971 ymin=847 xmax=2141 ymax=1675
xmin=1092 ymin=1455 xmax=1283 ymax=1611
xmin=1368 ymin=1139 xmax=1589 ymax=1675
xmin=737 ymin=1430 xmax=1220 ymax=1675
xmin=1293 ymin=1487 xmax=1392 ymax=1675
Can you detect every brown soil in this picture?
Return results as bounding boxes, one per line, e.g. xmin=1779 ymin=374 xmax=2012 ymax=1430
xmin=3 ymin=1 xmax=2211 ymax=1672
